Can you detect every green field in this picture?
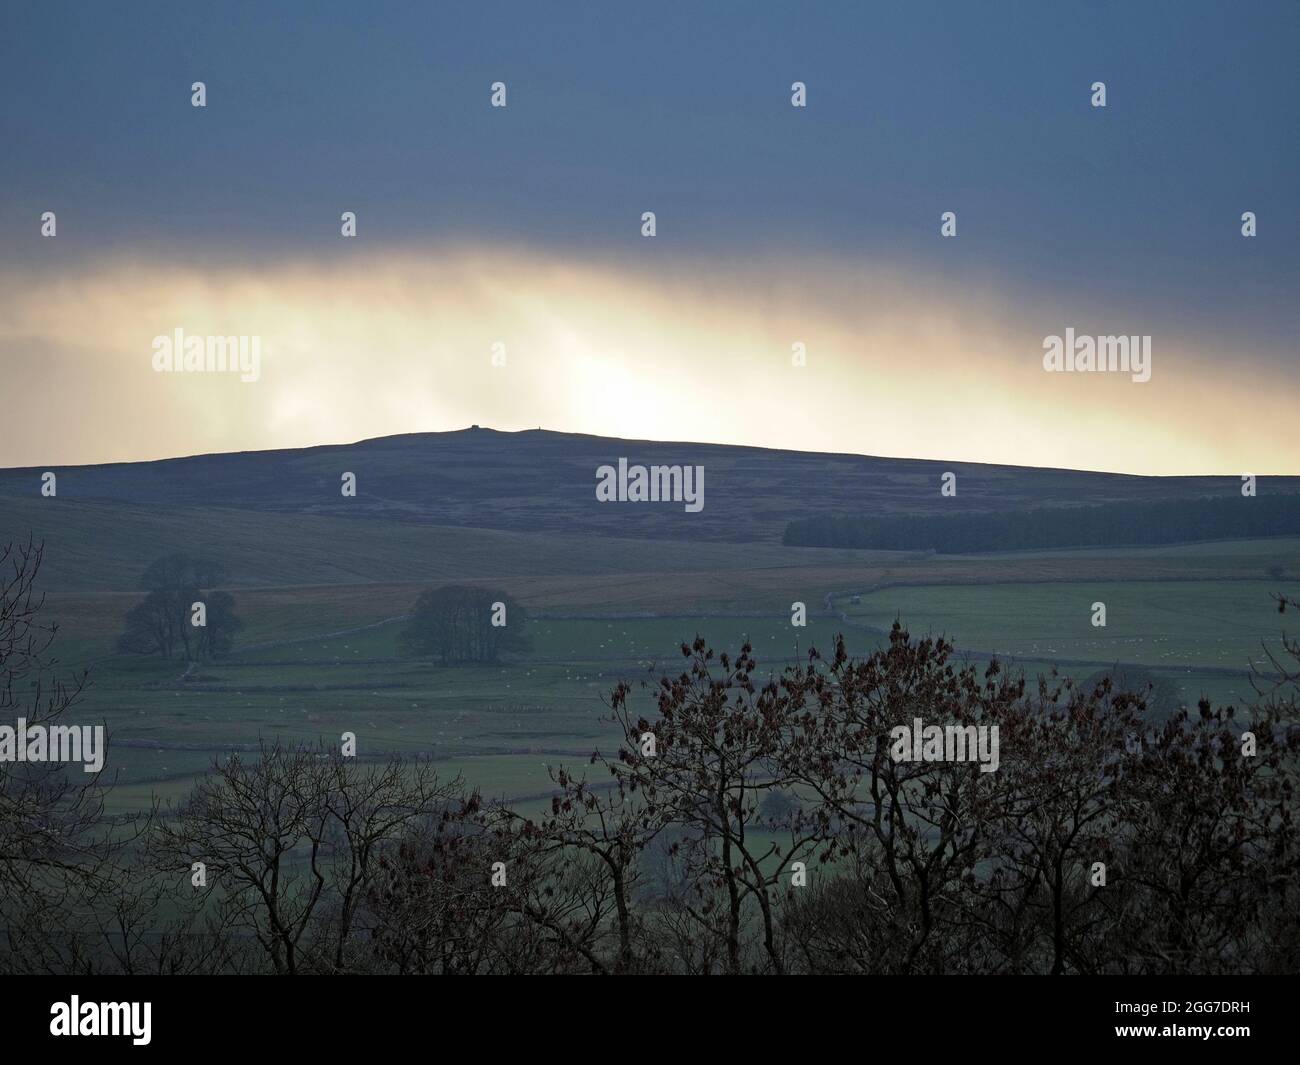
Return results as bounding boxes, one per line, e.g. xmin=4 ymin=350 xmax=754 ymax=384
xmin=81 ymin=613 xmax=868 ymax=812
xmin=71 ymin=588 xmax=1293 ymax=818
xmin=5 ymin=475 xmax=1298 ymax=819
xmin=837 ymin=579 xmax=1295 ymax=670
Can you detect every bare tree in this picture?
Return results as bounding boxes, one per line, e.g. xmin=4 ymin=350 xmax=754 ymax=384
xmin=779 ymin=628 xmax=1024 ymax=973
xmin=116 ymin=554 xmax=240 ymax=661
xmin=0 ymin=539 xmax=142 ymax=972
xmin=156 ymin=742 xmax=459 ymax=974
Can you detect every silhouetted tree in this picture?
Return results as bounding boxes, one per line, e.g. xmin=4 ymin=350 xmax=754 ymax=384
xmin=155 ymin=742 xmax=460 ymax=974
xmin=0 ymin=538 xmax=151 ymax=974
xmin=784 ymin=494 xmax=1300 ymax=552
xmin=399 ymin=584 xmax=530 ymax=664
xmin=1080 ymin=664 xmax=1182 ymax=718
xmin=606 ymin=637 xmax=822 ymax=974
xmin=116 ymin=554 xmax=240 ymax=660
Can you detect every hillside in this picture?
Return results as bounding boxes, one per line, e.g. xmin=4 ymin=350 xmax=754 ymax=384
xmin=2 ymin=426 xmax=1291 ymax=546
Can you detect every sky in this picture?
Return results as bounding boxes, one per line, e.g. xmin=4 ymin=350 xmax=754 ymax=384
xmin=1 ymin=0 xmax=1297 ymax=474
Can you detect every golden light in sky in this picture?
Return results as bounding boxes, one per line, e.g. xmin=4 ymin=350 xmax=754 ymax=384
xmin=2 ymin=247 xmax=1295 ymax=475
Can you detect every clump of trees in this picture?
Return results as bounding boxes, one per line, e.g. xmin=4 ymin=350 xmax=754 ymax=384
xmin=116 ymin=554 xmax=241 ymax=661
xmin=399 ymin=584 xmax=530 ymax=664
xmin=784 ymin=494 xmax=1300 ymax=552
xmin=1081 ymin=664 xmax=1182 ymax=717
xmin=155 ymin=745 xmax=468 ymax=975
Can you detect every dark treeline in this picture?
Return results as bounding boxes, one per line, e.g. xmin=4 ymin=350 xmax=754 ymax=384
xmin=783 ymin=493 xmax=1300 ymax=552
xmin=399 ymin=584 xmax=530 ymax=664
xmin=4 ymin=540 xmax=1299 ymax=975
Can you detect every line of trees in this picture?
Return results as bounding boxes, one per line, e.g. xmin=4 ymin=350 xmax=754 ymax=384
xmin=783 ymin=493 xmax=1300 ymax=552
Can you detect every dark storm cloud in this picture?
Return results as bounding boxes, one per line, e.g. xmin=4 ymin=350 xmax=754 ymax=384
xmin=3 ymin=1 xmax=1297 ymax=307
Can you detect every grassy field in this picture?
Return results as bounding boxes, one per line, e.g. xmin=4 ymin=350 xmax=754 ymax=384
xmin=78 ymin=613 xmax=867 ymax=809
xmin=30 ymin=530 xmax=1300 ymax=662
xmin=0 ymin=496 xmax=895 ymax=591
xmin=71 ymin=591 xmax=1294 ymax=819
xmin=5 ymin=465 xmax=1298 ymax=820
xmin=836 ymin=579 xmax=1296 ymax=671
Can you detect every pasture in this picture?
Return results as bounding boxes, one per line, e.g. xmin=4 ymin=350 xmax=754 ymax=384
xmin=4 ymin=450 xmax=1297 ymax=820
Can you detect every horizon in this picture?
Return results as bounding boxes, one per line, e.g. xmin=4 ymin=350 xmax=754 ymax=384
xmin=3 ymin=246 xmax=1298 ymax=477
xmin=5 ymin=420 xmax=1300 ymax=482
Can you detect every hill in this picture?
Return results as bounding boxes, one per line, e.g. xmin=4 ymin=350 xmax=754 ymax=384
xmin=2 ymin=426 xmax=1292 ymax=546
